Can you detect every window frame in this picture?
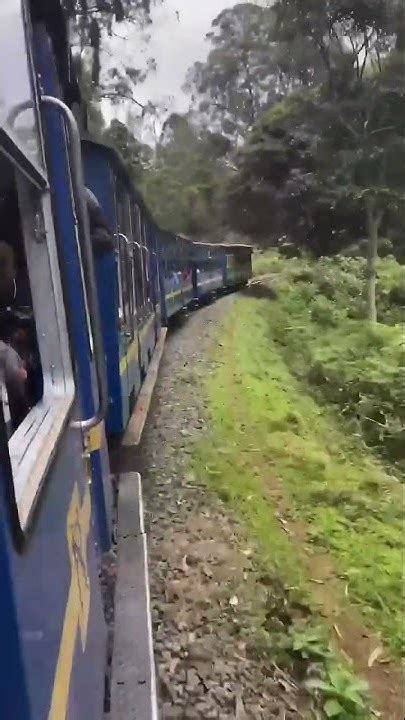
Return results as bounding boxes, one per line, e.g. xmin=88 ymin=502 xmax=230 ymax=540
xmin=1 ymin=162 xmax=75 ymax=533
xmin=115 ymin=184 xmax=135 ymax=337
xmin=131 ymin=203 xmax=147 ymax=316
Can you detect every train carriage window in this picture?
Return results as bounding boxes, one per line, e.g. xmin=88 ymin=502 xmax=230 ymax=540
xmin=0 ymin=166 xmax=43 ymax=439
xmin=117 ymin=235 xmax=131 ymax=332
xmin=142 ymin=221 xmax=151 ymax=304
xmin=0 ymin=154 xmax=74 ymax=530
xmin=116 ymin=237 xmax=125 ymax=326
xmin=131 ymin=203 xmax=146 ymax=312
xmin=115 ymin=187 xmax=133 ymax=334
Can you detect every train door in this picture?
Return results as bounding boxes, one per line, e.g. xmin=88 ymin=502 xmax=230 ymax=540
xmin=115 ymin=184 xmax=133 ymax=425
xmin=148 ymin=222 xmax=162 ymax=340
xmin=131 ymin=204 xmax=149 ymax=374
xmin=142 ymin=218 xmax=158 ymax=365
xmin=117 ymin=186 xmax=141 ymax=411
xmin=0 ymin=7 xmax=106 ymax=715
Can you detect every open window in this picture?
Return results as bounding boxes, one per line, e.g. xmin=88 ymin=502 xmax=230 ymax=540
xmin=141 ymin=220 xmax=152 ymax=304
xmin=131 ymin=203 xmax=147 ymax=314
xmin=0 ymin=154 xmax=74 ymax=531
xmin=115 ymin=188 xmax=134 ymax=336
xmin=117 ymin=234 xmax=131 ymax=331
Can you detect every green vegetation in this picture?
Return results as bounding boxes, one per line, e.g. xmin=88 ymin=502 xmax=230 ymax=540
xmin=191 ymin=293 xmax=403 ymax=664
xmin=140 ymin=116 xmax=230 ymax=237
xmin=190 ymin=289 xmax=402 ymax=715
xmin=254 ymin=252 xmax=405 ymax=474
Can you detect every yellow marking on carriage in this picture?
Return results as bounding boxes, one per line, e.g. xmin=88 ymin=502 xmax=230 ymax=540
xmin=48 ymin=483 xmax=91 ymax=720
xmin=127 ymin=338 xmax=140 ymax=365
xmin=166 ymin=288 xmax=182 ymax=301
xmin=139 ymin=313 xmax=155 ymax=338
xmin=84 ymin=421 xmax=104 ymax=453
xmin=119 ymin=353 xmax=128 ymax=376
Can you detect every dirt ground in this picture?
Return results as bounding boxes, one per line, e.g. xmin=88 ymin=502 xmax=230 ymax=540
xmin=114 ymin=295 xmax=307 ymax=719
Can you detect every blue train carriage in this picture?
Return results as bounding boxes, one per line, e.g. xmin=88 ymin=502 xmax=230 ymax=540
xmin=0 ymin=1 xmax=108 ymax=717
xmin=191 ymin=242 xmax=225 ymax=301
xmin=82 ymin=139 xmax=160 ymax=435
xmin=222 ymin=243 xmax=254 ymax=289
xmin=158 ymin=230 xmax=192 ymax=322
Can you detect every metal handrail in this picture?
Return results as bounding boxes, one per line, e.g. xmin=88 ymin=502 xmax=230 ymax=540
xmin=41 ymin=95 xmax=108 ymax=431
xmin=117 ymin=231 xmax=133 ymax=247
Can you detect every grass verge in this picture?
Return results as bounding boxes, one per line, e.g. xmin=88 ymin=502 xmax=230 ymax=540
xmin=191 ymin=296 xmax=402 ymax=714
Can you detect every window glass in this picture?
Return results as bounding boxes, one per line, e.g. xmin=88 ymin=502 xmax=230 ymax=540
xmin=0 ymin=159 xmax=43 ymax=440
xmin=0 ymin=0 xmax=44 ymax=170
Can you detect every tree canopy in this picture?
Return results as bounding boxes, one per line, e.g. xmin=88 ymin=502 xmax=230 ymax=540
xmin=64 ymin=0 xmax=158 ymax=107
xmin=185 ymin=4 xmax=285 ymax=140
xmin=223 ymin=0 xmax=405 ymax=320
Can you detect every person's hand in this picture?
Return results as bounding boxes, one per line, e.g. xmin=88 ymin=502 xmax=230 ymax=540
xmin=15 ymin=367 xmax=27 ymax=384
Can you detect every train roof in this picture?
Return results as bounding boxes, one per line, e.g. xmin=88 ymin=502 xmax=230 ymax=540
xmin=217 ymin=243 xmax=254 ymax=251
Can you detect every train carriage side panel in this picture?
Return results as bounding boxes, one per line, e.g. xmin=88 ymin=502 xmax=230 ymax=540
xmin=11 ymin=429 xmax=106 ymax=720
xmin=33 ymin=24 xmax=112 ymax=551
xmin=221 ymin=244 xmax=253 ymax=288
xmin=137 ymin=211 xmax=157 ymax=371
xmin=82 ymin=144 xmax=129 ymax=435
xmin=148 ymin=221 xmax=163 ymax=338
xmin=179 ymin=235 xmax=194 ymax=309
xmin=192 ymin=243 xmax=223 ymax=300
xmin=157 ymin=229 xmax=169 ymax=324
xmin=115 ymin=180 xmax=141 ymax=416
xmin=162 ymin=233 xmax=185 ymax=318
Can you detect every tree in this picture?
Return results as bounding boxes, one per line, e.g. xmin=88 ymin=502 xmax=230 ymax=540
xmin=103 ymin=117 xmax=152 ymax=182
xmin=141 ymin=115 xmax=230 ymax=237
xmin=74 ymin=57 xmax=106 ymax=138
xmin=225 ymin=92 xmax=315 ymax=243
xmin=185 ymin=4 xmax=285 ymax=141
xmin=226 ymin=50 xmax=405 ymax=321
xmin=64 ymin=0 xmax=158 ymax=107
xmin=223 ymin=0 xmax=404 ymax=321
xmin=272 ymin=0 xmax=398 ymax=92
xmin=315 ymin=55 xmax=405 ymax=322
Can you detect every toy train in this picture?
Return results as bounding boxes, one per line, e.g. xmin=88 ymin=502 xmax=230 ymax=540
xmin=0 ymin=1 xmax=252 ymax=718
xmin=82 ymin=138 xmax=253 ymax=437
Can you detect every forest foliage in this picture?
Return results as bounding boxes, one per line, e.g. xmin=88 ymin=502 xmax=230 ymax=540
xmin=71 ymin=0 xmax=405 ymax=319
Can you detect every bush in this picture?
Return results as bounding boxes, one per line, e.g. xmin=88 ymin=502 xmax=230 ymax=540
xmin=310 ymin=296 xmax=340 ymax=327
xmin=268 ymin=253 xmax=405 ymax=475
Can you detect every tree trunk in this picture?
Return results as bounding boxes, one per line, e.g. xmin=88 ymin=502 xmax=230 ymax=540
xmin=365 ymin=195 xmax=380 ymax=324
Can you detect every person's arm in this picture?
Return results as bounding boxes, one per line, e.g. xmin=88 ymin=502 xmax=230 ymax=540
xmin=0 ymin=341 xmax=27 ymax=388
xmin=85 ymin=188 xmax=115 ymax=255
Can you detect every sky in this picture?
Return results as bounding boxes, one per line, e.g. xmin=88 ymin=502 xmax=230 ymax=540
xmin=102 ymin=0 xmax=249 ymax=132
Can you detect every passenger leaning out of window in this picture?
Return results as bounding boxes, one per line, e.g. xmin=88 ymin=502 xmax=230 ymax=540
xmin=84 ymin=188 xmax=115 ymax=257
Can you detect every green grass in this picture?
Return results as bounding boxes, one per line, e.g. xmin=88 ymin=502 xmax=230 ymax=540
xmin=253 ymin=250 xmax=285 ymax=276
xmin=192 ymin=297 xmax=403 ymax=656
